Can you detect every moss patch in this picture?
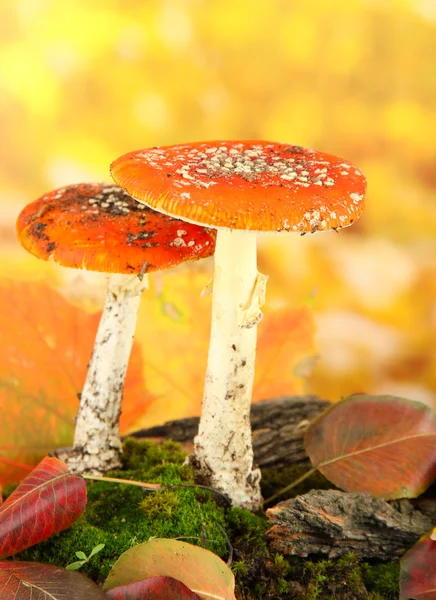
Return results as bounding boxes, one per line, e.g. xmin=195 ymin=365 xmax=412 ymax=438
xmin=15 ymin=439 xmax=400 ymax=598
xmin=301 ymin=554 xmax=375 ymax=600
xmin=16 ymin=439 xmax=228 ymax=583
xmin=364 ymin=562 xmax=401 ymax=600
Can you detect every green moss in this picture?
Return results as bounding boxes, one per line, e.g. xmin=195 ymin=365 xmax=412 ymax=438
xmin=280 ymin=554 xmax=399 ymax=600
xmin=226 ymin=509 xmax=308 ymax=599
xmin=139 ymin=489 xmax=182 ymax=520
xmin=121 ymin=438 xmax=186 ymax=471
xmin=232 ymin=560 xmax=249 ymax=577
xmin=364 ymin=562 xmax=400 ymax=600
xmin=301 ymin=554 xmax=370 ymax=600
xmin=226 ymin=507 xmax=269 ymax=556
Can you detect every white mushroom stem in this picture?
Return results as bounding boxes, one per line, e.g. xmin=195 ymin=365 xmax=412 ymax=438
xmin=63 ymin=273 xmax=148 ymax=475
xmin=193 ymin=228 xmax=267 ymax=511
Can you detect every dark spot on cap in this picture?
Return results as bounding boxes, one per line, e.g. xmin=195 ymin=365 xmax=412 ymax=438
xmin=126 ymin=231 xmax=157 ymax=246
xmin=30 ymin=222 xmax=49 ymax=241
xmin=34 ymin=222 xmax=47 ymax=231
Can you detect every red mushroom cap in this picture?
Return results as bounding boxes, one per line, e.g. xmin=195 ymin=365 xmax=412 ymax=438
xmin=111 ymin=140 xmax=366 ymax=233
xmin=16 ymin=183 xmax=216 ymax=274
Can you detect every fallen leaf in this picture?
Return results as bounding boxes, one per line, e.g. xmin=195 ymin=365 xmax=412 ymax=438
xmin=106 ymin=576 xmax=201 ymax=599
xmin=400 ymin=532 xmax=436 ymax=600
xmin=0 ymin=561 xmax=107 ymax=599
xmin=0 ymin=456 xmax=86 ymax=558
xmin=0 ymin=280 xmax=152 ymax=485
xmin=103 ymin=538 xmax=236 ymax=600
xmin=305 ymin=394 xmax=436 ymax=499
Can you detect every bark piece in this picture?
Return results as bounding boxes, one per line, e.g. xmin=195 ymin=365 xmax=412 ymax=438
xmin=128 ymin=395 xmax=330 ymax=469
xmin=266 ymin=489 xmax=433 ymax=560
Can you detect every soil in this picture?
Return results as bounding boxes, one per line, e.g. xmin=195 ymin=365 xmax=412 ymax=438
xmin=14 ymin=437 xmax=400 ymax=599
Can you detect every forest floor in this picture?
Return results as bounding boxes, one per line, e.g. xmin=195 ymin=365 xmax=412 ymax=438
xmin=15 ymin=436 xmax=400 ymax=599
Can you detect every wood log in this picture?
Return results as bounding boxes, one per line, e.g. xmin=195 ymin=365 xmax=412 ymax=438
xmin=127 ymin=395 xmax=330 ymax=469
xmin=266 ymin=489 xmax=434 ymax=560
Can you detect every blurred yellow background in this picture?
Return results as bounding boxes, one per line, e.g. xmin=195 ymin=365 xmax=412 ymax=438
xmin=1 ymin=0 xmax=436 ymax=443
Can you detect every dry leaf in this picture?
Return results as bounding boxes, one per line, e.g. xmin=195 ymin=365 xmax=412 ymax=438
xmin=305 ymin=394 xmax=436 ymax=499
xmin=0 ymin=457 xmax=86 ymax=559
xmin=103 ymin=539 xmax=236 ymax=600
xmin=0 ymin=561 xmax=106 ymax=599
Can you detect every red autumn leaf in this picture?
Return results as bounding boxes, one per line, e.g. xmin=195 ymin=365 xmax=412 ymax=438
xmin=0 ymin=561 xmax=107 ymax=599
xmin=305 ymin=394 xmax=436 ymax=499
xmin=103 ymin=539 xmax=236 ymax=600
xmin=400 ymin=532 xmax=436 ymax=599
xmin=0 ymin=456 xmax=86 ymax=559
xmin=0 ymin=280 xmax=153 ymax=486
xmin=106 ymin=576 xmax=201 ymax=600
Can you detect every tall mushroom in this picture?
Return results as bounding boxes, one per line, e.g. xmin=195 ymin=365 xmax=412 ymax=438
xmin=16 ymin=183 xmax=216 ymax=474
xmin=111 ymin=141 xmax=367 ymax=510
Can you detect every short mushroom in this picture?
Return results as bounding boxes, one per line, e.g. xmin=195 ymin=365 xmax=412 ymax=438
xmin=16 ymin=182 xmax=216 ymax=474
xmin=111 ymin=141 xmax=367 ymax=510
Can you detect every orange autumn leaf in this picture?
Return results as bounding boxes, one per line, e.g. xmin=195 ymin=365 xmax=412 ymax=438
xmin=254 ymin=305 xmax=317 ymax=401
xmin=0 ymin=280 xmax=152 ymax=486
xmin=133 ymin=269 xmax=211 ymax=426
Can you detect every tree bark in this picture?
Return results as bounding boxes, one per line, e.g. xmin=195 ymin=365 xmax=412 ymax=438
xmin=266 ymin=489 xmax=434 ymax=560
xmin=127 ymin=395 xmax=330 ymax=469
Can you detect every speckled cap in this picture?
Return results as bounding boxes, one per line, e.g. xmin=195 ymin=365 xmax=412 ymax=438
xmin=16 ymin=183 xmax=216 ymax=274
xmin=111 ymin=140 xmax=366 ymax=233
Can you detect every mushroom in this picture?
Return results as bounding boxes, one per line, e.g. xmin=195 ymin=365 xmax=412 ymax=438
xmin=16 ymin=183 xmax=216 ymax=474
xmin=111 ymin=141 xmax=367 ymax=510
